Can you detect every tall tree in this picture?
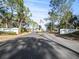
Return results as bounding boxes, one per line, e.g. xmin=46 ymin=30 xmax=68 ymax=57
xmin=69 ymin=15 xmax=79 ymax=29
xmin=0 ymin=0 xmax=11 ymax=28
xmin=49 ymin=0 xmax=75 ymax=33
xmin=60 ymin=11 xmax=73 ymax=28
xmin=0 ymin=0 xmax=31 ymax=29
xmin=16 ymin=1 xmax=31 ymax=33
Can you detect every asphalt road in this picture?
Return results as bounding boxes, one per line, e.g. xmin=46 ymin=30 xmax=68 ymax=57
xmin=0 ymin=32 xmax=79 ymax=59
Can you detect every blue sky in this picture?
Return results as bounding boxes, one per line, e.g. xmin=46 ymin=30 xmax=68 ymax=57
xmin=72 ymin=0 xmax=79 ymax=15
xmin=24 ymin=0 xmax=50 ymax=20
xmin=24 ymin=0 xmax=79 ymax=30
xmin=24 ymin=0 xmax=79 ymax=19
xmin=24 ymin=0 xmax=50 ymax=30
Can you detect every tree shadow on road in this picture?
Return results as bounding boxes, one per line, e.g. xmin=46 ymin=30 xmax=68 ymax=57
xmin=0 ymin=37 xmax=59 ymax=59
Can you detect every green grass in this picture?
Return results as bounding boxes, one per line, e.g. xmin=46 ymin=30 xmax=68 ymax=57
xmin=0 ymin=32 xmax=17 ymax=35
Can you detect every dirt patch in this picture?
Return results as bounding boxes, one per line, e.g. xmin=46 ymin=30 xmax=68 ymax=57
xmin=0 ymin=32 xmax=31 ymax=42
xmin=0 ymin=35 xmax=17 ymax=41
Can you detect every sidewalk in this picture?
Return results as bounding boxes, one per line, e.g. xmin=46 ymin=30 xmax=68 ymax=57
xmin=0 ymin=32 xmax=31 ymax=42
xmin=43 ymin=33 xmax=79 ymax=53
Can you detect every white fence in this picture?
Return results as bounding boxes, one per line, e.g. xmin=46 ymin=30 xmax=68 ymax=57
xmin=60 ymin=29 xmax=78 ymax=34
xmin=0 ymin=28 xmax=19 ymax=34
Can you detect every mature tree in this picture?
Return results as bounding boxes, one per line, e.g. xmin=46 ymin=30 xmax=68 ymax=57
xmin=0 ymin=0 xmax=11 ymax=28
xmin=14 ymin=0 xmax=32 ymax=33
xmin=29 ymin=20 xmax=39 ymax=30
xmin=69 ymin=15 xmax=79 ymax=29
xmin=0 ymin=0 xmax=31 ymax=31
xmin=45 ymin=22 xmax=54 ymax=32
xmin=6 ymin=0 xmax=16 ymax=20
xmin=49 ymin=0 xmax=75 ymax=33
xmin=60 ymin=11 xmax=73 ymax=28
xmin=49 ymin=0 xmax=75 ymax=13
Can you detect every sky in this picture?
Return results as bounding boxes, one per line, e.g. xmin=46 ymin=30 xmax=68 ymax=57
xmin=24 ymin=0 xmax=50 ymax=30
xmin=72 ymin=0 xmax=79 ymax=15
xmin=24 ymin=0 xmax=50 ymax=20
xmin=24 ymin=0 xmax=79 ymax=30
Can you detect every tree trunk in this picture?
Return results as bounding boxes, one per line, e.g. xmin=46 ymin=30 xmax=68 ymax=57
xmin=18 ymin=19 xmax=22 ymax=33
xmin=11 ymin=6 xmax=13 ymax=20
xmin=50 ymin=22 xmax=52 ymax=32
xmin=58 ymin=25 xmax=60 ymax=34
xmin=5 ymin=23 xmax=8 ymax=28
xmin=5 ymin=19 xmax=8 ymax=28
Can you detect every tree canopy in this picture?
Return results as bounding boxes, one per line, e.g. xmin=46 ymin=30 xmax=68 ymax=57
xmin=0 ymin=0 xmax=32 ymax=29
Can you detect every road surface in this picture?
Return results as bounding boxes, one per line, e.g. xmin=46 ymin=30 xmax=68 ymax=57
xmin=0 ymin=32 xmax=79 ymax=59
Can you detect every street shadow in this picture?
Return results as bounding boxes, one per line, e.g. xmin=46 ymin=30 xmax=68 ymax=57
xmin=0 ymin=37 xmax=59 ymax=59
